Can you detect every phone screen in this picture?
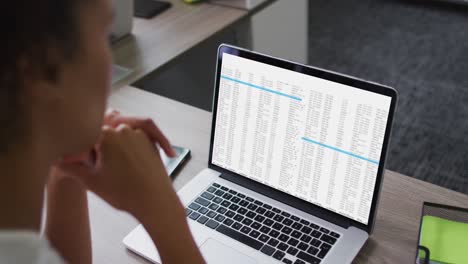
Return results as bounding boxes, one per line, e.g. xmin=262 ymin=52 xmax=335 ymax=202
xmin=159 ymin=146 xmax=190 ymax=176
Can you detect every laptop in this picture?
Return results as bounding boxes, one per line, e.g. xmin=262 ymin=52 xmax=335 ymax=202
xmin=123 ymin=44 xmax=398 ymax=264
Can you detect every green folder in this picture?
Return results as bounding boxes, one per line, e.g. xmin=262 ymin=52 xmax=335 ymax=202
xmin=419 ymin=215 xmax=468 ymax=264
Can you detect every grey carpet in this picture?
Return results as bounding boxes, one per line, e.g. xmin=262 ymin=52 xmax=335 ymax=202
xmin=307 ymin=0 xmax=468 ymax=194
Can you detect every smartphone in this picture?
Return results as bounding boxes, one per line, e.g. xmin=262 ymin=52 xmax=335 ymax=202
xmin=134 ymin=0 xmax=172 ymax=19
xmin=159 ymin=146 xmax=190 ymax=176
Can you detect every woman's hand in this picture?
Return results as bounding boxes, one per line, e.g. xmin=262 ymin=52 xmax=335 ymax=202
xmin=60 ymin=110 xmax=175 ymax=165
xmin=57 ymin=111 xmax=180 ymax=218
xmin=65 ymin=124 xmax=180 ymax=215
xmin=103 ymin=110 xmax=176 ymax=157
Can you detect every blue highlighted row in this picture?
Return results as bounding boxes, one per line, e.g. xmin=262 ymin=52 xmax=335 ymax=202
xmin=220 ymin=75 xmax=302 ymax=101
xmin=301 ymin=137 xmax=379 ymax=165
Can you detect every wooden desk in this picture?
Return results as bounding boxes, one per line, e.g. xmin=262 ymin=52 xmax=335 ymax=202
xmin=88 ymin=86 xmax=468 ymax=263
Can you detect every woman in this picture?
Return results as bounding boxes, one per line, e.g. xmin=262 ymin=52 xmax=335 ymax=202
xmin=0 ymin=0 xmax=204 ymax=263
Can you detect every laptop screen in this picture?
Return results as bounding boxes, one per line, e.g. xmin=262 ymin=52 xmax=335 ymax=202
xmin=211 ymin=52 xmax=392 ymax=225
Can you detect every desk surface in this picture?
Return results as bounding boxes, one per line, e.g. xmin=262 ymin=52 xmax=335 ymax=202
xmin=112 ymin=0 xmax=251 ymax=89
xmin=88 ymin=86 xmax=468 ymax=264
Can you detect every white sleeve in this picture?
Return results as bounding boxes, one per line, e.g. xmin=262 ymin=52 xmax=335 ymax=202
xmin=0 ymin=231 xmax=65 ymax=264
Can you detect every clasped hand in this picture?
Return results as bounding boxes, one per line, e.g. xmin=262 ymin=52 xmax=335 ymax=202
xmin=53 ymin=110 xmax=181 ymax=219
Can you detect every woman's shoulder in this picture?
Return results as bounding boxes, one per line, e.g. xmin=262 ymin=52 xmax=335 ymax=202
xmin=0 ymin=230 xmax=64 ymax=264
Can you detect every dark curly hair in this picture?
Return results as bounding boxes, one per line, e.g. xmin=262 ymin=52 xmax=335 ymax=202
xmin=0 ymin=0 xmax=88 ymax=152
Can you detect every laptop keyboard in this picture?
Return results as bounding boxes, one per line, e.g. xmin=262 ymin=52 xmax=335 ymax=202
xmin=185 ymin=183 xmax=341 ymax=264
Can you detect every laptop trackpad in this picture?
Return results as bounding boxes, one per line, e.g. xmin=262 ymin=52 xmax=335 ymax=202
xmin=200 ymin=238 xmax=257 ymax=264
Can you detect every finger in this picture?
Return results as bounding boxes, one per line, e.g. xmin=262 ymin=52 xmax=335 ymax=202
xmin=107 ymin=116 xmax=175 ymax=157
xmin=116 ymin=123 xmax=131 ymax=132
xmin=140 ymin=119 xmax=174 ymax=156
xmin=102 ymin=124 xmax=113 ymax=131
xmin=99 ymin=125 xmax=114 ymax=146
xmin=146 ymin=122 xmax=175 ymax=157
xmin=104 ymin=109 xmax=121 ymax=125
xmin=106 ymin=108 xmax=120 ymax=115
xmin=99 ymin=125 xmax=118 ymax=152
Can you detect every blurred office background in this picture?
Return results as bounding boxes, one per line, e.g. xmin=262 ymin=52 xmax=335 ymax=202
xmin=135 ymin=0 xmax=468 ymax=194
